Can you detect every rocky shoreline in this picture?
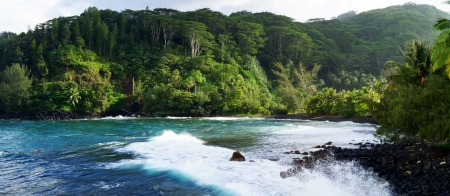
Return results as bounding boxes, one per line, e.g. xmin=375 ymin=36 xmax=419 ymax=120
xmin=0 ymin=109 xmax=159 ymax=120
xmin=0 ymin=110 xmax=101 ymax=120
xmin=282 ymin=138 xmax=450 ymax=196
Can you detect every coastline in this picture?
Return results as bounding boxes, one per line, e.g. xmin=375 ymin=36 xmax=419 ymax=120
xmin=264 ymin=113 xmax=377 ymax=124
xmin=1 ymin=109 xmax=377 ymax=124
xmin=283 ymin=138 xmax=450 ymax=195
xmin=4 ymin=110 xmax=449 ymax=194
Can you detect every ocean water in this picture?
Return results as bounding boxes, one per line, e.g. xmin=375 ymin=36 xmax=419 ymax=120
xmin=0 ymin=117 xmax=393 ymax=195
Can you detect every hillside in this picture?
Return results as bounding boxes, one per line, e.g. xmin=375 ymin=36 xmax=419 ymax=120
xmin=0 ymin=3 xmax=448 ymax=116
xmin=298 ymin=3 xmax=449 ymax=84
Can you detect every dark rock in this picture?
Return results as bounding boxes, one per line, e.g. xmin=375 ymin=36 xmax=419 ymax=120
xmin=325 ymin=141 xmax=332 ymax=145
xmin=278 ymin=139 xmax=450 ymax=195
xmin=329 ymin=138 xmax=450 ymax=196
xmin=294 ymin=150 xmax=301 ymax=154
xmin=229 ymin=151 xmax=245 ymax=162
xmin=293 ymin=159 xmax=304 ymax=165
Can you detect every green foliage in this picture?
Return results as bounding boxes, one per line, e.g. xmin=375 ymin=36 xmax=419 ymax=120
xmin=336 ymin=11 xmax=358 ymax=20
xmin=436 ymin=142 xmax=450 ymax=150
xmin=301 ymin=3 xmax=448 ymax=85
xmin=306 ymin=87 xmax=381 ymax=117
xmin=30 ymin=81 xmax=76 ymax=111
xmin=431 ymin=2 xmax=450 ymax=77
xmin=272 ymin=61 xmax=322 ymax=113
xmin=0 ymin=63 xmax=33 ymax=112
xmin=373 ymin=74 xmax=450 ymax=141
xmin=373 ymin=38 xmax=450 ymax=142
xmin=0 ymin=4 xmax=448 ymax=117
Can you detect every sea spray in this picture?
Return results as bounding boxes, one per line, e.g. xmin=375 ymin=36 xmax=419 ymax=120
xmin=281 ymin=156 xmax=393 ymax=196
xmin=117 ymin=130 xmax=393 ymax=196
xmin=0 ymin=117 xmax=391 ymax=195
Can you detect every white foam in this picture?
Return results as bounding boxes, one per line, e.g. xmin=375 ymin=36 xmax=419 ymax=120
xmin=102 ymin=115 xmax=135 ymax=120
xmin=201 ymin=117 xmax=255 ymax=121
xmin=296 ymin=125 xmax=315 ymax=129
xmin=267 ymin=121 xmax=378 ymax=151
xmin=115 ymin=131 xmax=392 ymax=196
xmin=296 ymin=160 xmax=392 ymax=195
xmin=98 ymin=142 xmax=126 ymax=149
xmin=94 ymin=181 xmax=122 ymax=190
xmin=116 ymin=131 xmax=301 ymax=195
xmin=166 ymin=116 xmax=192 ymax=119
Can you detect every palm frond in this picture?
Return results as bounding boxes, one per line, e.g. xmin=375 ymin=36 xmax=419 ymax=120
xmin=431 ymin=48 xmax=450 ymax=71
xmin=446 ymin=60 xmax=450 ymax=78
xmin=434 ymin=30 xmax=450 ymax=45
xmin=435 ymin=18 xmax=450 ymax=31
xmin=431 ymin=31 xmax=450 ymax=63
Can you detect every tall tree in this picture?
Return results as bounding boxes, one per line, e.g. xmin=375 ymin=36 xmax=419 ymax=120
xmin=386 ymin=39 xmax=432 ymax=86
xmin=182 ymin=21 xmax=214 ymax=58
xmin=108 ymin=23 xmax=118 ymax=58
xmin=234 ymin=22 xmax=265 ymax=60
xmin=61 ymin=23 xmax=71 ymax=44
xmin=161 ymin=18 xmax=177 ymax=49
xmin=0 ymin=64 xmax=33 ymax=112
xmin=50 ymin=19 xmax=59 ymax=48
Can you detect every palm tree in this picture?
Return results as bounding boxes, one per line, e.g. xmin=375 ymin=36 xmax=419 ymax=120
xmin=385 ymin=39 xmax=432 ymax=86
xmin=69 ymin=88 xmax=81 ymax=107
xmin=431 ymin=0 xmax=450 ymax=77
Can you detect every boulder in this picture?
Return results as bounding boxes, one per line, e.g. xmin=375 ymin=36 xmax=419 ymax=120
xmin=229 ymin=151 xmax=245 ymax=161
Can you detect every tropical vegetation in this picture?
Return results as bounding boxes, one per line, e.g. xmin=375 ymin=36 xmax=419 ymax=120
xmin=1 ymin=2 xmax=450 ymax=143
xmin=371 ymin=1 xmax=450 ymax=141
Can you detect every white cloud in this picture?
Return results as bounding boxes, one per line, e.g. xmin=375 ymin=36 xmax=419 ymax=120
xmin=0 ymin=0 xmax=60 ymax=33
xmin=0 ymin=0 xmax=449 ymax=33
xmin=57 ymin=1 xmax=92 ymax=16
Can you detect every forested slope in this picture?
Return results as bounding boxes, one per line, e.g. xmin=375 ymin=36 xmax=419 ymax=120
xmin=0 ymin=3 xmax=448 ymax=116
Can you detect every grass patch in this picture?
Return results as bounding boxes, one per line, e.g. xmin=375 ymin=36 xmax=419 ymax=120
xmin=436 ymin=142 xmax=450 ymax=150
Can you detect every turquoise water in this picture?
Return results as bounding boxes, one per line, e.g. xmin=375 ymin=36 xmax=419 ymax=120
xmin=0 ymin=117 xmax=392 ymax=195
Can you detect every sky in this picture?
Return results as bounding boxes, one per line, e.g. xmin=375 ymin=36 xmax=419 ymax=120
xmin=1 ymin=0 xmax=449 ymax=34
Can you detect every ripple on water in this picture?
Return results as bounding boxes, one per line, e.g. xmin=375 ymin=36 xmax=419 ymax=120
xmin=0 ymin=118 xmax=388 ymax=195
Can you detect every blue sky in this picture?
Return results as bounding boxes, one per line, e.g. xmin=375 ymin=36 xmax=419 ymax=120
xmin=1 ymin=0 xmax=449 ymax=33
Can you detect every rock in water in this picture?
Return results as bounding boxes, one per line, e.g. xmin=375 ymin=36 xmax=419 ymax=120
xmin=229 ymin=151 xmax=245 ymax=161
